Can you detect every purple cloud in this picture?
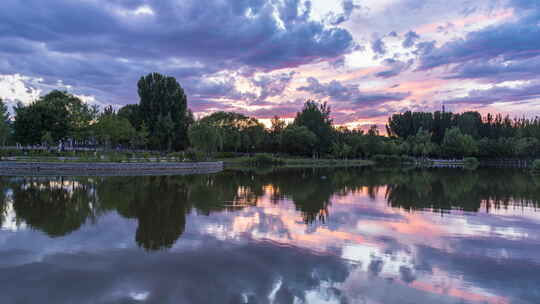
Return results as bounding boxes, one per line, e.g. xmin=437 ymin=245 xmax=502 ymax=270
xmin=0 ymin=0 xmax=355 ymax=105
xmin=418 ymin=3 xmax=540 ymax=71
xmin=375 ymin=58 xmax=414 ymax=78
xmin=442 ymin=82 xmax=540 ymax=105
xmin=371 ymin=38 xmax=387 ymax=56
xmin=402 ymin=31 xmax=420 ymax=48
xmin=297 ymin=77 xmax=410 ymax=106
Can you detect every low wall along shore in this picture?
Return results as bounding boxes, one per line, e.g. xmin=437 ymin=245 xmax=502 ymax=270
xmin=0 ymin=161 xmax=224 ymax=176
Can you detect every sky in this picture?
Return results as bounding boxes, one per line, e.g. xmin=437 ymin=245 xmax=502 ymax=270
xmin=0 ymin=0 xmax=539 ymax=128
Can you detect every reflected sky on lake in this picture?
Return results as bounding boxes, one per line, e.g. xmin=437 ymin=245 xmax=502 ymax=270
xmin=0 ymin=168 xmax=539 ymax=303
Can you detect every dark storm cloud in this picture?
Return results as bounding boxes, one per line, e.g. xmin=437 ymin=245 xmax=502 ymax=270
xmin=0 ymin=0 xmax=355 ymax=104
xmin=297 ymin=77 xmax=410 ymax=106
xmin=442 ymin=82 xmax=540 ymax=105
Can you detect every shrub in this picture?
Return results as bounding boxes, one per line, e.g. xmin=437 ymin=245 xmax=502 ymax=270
xmin=371 ymin=154 xmax=401 ymax=164
xmin=214 ymin=152 xmax=237 ymax=159
xmin=250 ymin=153 xmax=284 ymax=166
xmin=531 ymin=159 xmax=540 ymax=174
xmin=108 ymin=153 xmax=127 ymax=162
xmin=184 ymin=148 xmax=206 ymax=162
xmin=167 ymin=152 xmax=184 ymax=161
xmin=464 ymin=157 xmax=480 ymax=170
xmin=400 ymin=155 xmax=416 ymax=164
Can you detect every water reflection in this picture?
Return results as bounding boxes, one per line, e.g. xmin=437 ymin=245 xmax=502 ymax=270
xmin=0 ymin=168 xmax=539 ymax=303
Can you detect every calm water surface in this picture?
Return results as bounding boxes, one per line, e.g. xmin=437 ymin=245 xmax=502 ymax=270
xmin=1 ymin=168 xmax=539 ymax=304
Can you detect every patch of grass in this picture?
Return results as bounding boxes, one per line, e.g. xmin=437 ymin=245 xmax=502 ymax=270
xmin=221 ymin=155 xmax=373 ymax=168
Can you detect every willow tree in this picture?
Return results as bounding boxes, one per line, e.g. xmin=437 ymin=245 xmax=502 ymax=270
xmin=137 ymin=73 xmax=193 ymax=151
xmin=188 ymin=121 xmax=223 ymax=156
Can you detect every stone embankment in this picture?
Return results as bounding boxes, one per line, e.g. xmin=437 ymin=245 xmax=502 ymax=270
xmin=0 ymin=161 xmax=223 ymax=176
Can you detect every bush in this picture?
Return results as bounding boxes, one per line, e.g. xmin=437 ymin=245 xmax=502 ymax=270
xmin=167 ymin=152 xmax=184 ymax=161
xmin=464 ymin=157 xmax=480 ymax=170
xmin=400 ymin=155 xmax=416 ymax=164
xmin=250 ymin=153 xmax=284 ymax=166
xmin=108 ymin=153 xmax=125 ymax=162
xmin=531 ymin=159 xmax=540 ymax=174
xmin=214 ymin=152 xmax=238 ymax=159
xmin=371 ymin=154 xmax=402 ymax=164
xmin=184 ymin=149 xmax=206 ymax=162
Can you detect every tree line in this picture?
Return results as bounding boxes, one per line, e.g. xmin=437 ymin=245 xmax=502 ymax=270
xmin=2 ymin=72 xmax=539 ymax=159
xmin=386 ymin=110 xmax=540 ymax=158
xmin=2 ymin=73 xmax=193 ymax=151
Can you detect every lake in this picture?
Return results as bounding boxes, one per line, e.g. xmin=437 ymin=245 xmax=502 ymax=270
xmin=0 ymin=167 xmax=539 ymax=303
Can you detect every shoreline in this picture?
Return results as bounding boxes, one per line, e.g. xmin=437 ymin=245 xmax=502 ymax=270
xmin=0 ymin=161 xmax=224 ymax=176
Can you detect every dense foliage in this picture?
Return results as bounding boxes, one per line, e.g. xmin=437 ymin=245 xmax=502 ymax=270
xmin=137 ymin=73 xmax=194 ymax=150
xmin=387 ymin=110 xmax=540 ymax=158
xmin=6 ymin=73 xmax=540 ymax=159
xmin=13 ymin=91 xmax=98 ymax=145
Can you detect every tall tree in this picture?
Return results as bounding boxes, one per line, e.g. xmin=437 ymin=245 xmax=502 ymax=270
xmin=199 ymin=111 xmax=265 ymax=152
xmin=118 ymin=104 xmax=143 ymax=130
xmin=0 ymin=98 xmax=11 ymax=146
xmin=281 ymin=125 xmax=318 ymax=156
xmin=188 ymin=121 xmax=223 ymax=156
xmin=293 ymin=100 xmax=334 ymax=155
xmin=442 ymin=127 xmax=478 ymax=157
xmin=13 ymin=90 xmax=96 ymax=145
xmin=137 ymin=73 xmax=192 ymax=150
xmin=94 ymin=111 xmax=136 ymax=149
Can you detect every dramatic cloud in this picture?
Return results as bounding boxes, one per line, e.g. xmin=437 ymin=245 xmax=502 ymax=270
xmin=446 ymin=57 xmax=540 ymax=82
xmin=297 ymin=77 xmax=410 ymax=106
xmin=442 ymin=82 xmax=540 ymax=105
xmin=329 ymin=0 xmax=362 ymax=25
xmin=371 ymin=37 xmax=387 ymax=56
xmin=402 ymin=31 xmax=420 ymax=48
xmin=0 ymin=0 xmax=355 ymax=104
xmin=376 ymin=58 xmax=414 ymax=78
xmin=1 ymin=0 xmax=539 ymax=125
xmin=252 ymin=71 xmax=296 ymax=101
xmin=418 ymin=3 xmax=540 ymax=71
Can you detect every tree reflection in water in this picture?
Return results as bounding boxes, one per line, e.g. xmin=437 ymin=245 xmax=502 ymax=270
xmin=1 ymin=168 xmax=539 ymax=250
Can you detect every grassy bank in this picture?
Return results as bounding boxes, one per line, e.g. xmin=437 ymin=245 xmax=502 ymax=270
xmin=219 ymin=155 xmax=374 ymax=168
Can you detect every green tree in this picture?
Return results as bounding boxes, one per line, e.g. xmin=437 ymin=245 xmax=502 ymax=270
xmin=13 ymin=91 xmax=96 ymax=145
xmin=409 ymin=127 xmax=434 ymax=157
xmin=514 ymin=137 xmax=539 ymax=157
xmin=0 ymin=99 xmax=11 ymax=146
xmin=94 ymin=112 xmax=136 ymax=149
xmin=281 ymin=125 xmax=317 ymax=156
xmin=130 ymin=122 xmax=150 ymax=149
xmin=268 ymin=115 xmax=286 ymax=152
xmin=118 ymin=104 xmax=143 ymax=130
xmin=200 ymin=111 xmax=265 ymax=152
xmin=442 ymin=127 xmax=478 ymax=157
xmin=137 ymin=73 xmax=192 ymax=150
xmin=41 ymin=131 xmax=54 ymax=148
xmin=188 ymin=121 xmax=223 ymax=156
xmin=293 ymin=100 xmax=334 ymax=155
